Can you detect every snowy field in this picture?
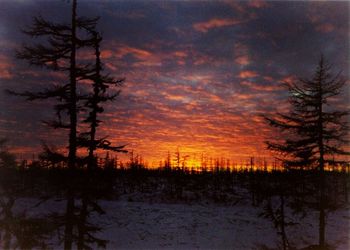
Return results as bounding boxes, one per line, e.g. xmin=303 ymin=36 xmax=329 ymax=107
xmin=14 ymin=196 xmax=350 ymax=250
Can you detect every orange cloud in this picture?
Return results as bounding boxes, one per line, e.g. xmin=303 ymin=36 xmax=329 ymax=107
xmin=105 ymin=62 xmax=117 ymax=71
xmin=307 ymin=3 xmax=337 ymax=34
xmin=248 ymin=0 xmax=268 ymax=9
xmin=233 ymin=42 xmax=251 ymax=68
xmin=263 ymin=76 xmax=274 ymax=81
xmin=116 ymin=46 xmax=152 ymax=60
xmin=101 ymin=44 xmax=163 ymax=68
xmin=238 ymin=70 xmax=258 ymax=79
xmin=165 ymin=93 xmax=191 ymax=103
xmin=173 ymin=51 xmax=187 ymax=58
xmin=0 ymin=55 xmax=13 ymax=79
xmin=177 ymin=60 xmax=186 ymax=65
xmin=133 ymin=60 xmax=162 ymax=67
xmin=315 ymin=23 xmax=335 ymax=33
xmin=235 ymin=55 xmax=250 ymax=66
xmin=193 ymin=18 xmax=242 ymax=33
xmin=240 ymin=80 xmax=283 ymax=92
xmin=101 ymin=49 xmax=114 ymax=59
xmin=193 ymin=55 xmax=210 ymax=66
xmin=279 ymin=75 xmax=297 ymax=84
xmin=76 ymin=49 xmax=95 ymax=60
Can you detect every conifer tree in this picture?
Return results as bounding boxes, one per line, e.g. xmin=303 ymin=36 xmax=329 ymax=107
xmin=265 ymin=56 xmax=349 ymax=248
xmin=77 ymin=31 xmax=126 ymax=170
xmin=7 ymin=1 xmax=98 ymax=248
xmin=72 ymin=29 xmax=127 ymax=249
xmin=8 ymin=0 xmax=97 ymax=168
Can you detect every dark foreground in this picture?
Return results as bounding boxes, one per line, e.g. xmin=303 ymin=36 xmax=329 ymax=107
xmin=0 ymin=166 xmax=349 ymax=249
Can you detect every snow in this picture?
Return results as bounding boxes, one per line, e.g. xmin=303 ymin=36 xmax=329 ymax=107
xmin=13 ymin=195 xmax=350 ymax=250
xmin=97 ymin=201 xmax=274 ymax=249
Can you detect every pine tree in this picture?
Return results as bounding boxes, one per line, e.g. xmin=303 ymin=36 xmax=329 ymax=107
xmin=265 ymin=56 xmax=349 ymax=248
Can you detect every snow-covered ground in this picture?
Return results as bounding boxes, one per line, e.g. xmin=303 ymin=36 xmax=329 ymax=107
xmin=13 ymin=196 xmax=350 ymax=250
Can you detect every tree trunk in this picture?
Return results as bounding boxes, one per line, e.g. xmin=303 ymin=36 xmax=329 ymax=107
xmin=77 ymin=197 xmax=88 ymax=250
xmin=65 ymin=1 xmax=77 ymax=249
xmin=64 ymin=188 xmax=75 ymax=250
xmin=68 ymin=0 xmax=77 ymax=169
xmin=319 ymin=170 xmax=326 ymax=248
xmin=87 ymin=33 xmax=100 ymax=170
xmin=317 ymin=59 xmax=326 ymax=248
xmin=280 ymin=192 xmax=288 ymax=250
xmin=3 ymin=201 xmax=13 ymax=249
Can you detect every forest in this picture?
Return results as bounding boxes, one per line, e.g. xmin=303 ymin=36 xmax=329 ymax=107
xmin=0 ymin=0 xmax=349 ymax=250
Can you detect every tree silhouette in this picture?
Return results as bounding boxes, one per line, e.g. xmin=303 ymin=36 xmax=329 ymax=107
xmin=9 ymin=1 xmax=97 ymax=168
xmin=0 ymin=139 xmax=17 ymax=169
xmin=265 ymin=55 xmax=349 ymax=248
xmin=77 ymin=30 xmax=126 ymax=170
xmin=72 ymin=30 xmax=127 ymax=250
xmin=164 ymin=151 xmax=172 ymax=170
xmin=174 ymin=148 xmax=180 ymax=170
xmin=6 ymin=1 xmax=101 ymax=248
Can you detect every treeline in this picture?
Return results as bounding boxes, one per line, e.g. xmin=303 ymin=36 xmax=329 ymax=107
xmin=18 ymin=150 xmax=350 ymax=173
xmin=0 ymin=152 xmax=349 ymax=249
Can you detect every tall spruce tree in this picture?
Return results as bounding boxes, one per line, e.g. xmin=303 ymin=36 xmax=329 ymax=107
xmin=265 ymin=56 xmax=349 ymax=248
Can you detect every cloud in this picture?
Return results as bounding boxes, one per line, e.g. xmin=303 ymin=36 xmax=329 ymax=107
xmin=116 ymin=45 xmax=152 ymax=60
xmin=235 ymin=55 xmax=250 ymax=66
xmin=0 ymin=56 xmax=13 ymax=79
xmin=173 ymin=51 xmax=187 ymax=58
xmin=240 ymin=80 xmax=283 ymax=92
xmin=1 ymin=0 xmax=348 ymax=165
xmin=238 ymin=70 xmax=258 ymax=79
xmin=247 ymin=0 xmax=269 ymax=9
xmin=101 ymin=49 xmax=114 ymax=59
xmin=306 ymin=2 xmax=346 ymax=35
xmin=193 ymin=18 xmax=242 ymax=33
xmin=315 ymin=23 xmax=335 ymax=33
xmin=279 ymin=75 xmax=297 ymax=85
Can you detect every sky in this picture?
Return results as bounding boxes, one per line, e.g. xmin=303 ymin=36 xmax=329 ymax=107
xmin=0 ymin=0 xmax=349 ymax=166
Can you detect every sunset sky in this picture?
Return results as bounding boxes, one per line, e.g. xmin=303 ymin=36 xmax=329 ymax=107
xmin=0 ymin=0 xmax=349 ymax=166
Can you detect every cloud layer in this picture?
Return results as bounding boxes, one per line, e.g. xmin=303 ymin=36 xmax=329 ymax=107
xmin=0 ymin=0 xmax=349 ymax=166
